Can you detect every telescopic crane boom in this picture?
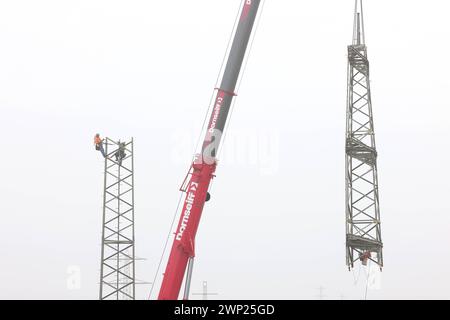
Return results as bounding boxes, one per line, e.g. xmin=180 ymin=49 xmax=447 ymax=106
xmin=158 ymin=0 xmax=262 ymax=300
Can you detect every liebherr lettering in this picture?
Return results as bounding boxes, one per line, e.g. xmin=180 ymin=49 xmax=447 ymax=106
xmin=176 ymin=182 xmax=198 ymax=241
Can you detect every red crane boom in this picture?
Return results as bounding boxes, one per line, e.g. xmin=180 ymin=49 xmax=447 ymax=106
xmin=157 ymin=0 xmax=262 ymax=300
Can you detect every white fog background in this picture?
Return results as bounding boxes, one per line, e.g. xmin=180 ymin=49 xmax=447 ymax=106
xmin=0 ymin=0 xmax=449 ymax=299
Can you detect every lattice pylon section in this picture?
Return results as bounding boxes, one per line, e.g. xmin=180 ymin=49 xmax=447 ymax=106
xmin=99 ymin=138 xmax=135 ymax=300
xmin=345 ymin=2 xmax=383 ymax=270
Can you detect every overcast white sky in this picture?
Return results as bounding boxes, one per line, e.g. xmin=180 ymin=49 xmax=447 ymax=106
xmin=0 ymin=0 xmax=449 ymax=300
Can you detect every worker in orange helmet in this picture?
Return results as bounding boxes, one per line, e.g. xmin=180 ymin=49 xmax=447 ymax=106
xmin=94 ymin=133 xmax=106 ymax=158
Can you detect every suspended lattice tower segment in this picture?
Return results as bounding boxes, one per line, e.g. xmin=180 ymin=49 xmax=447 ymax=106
xmin=99 ymin=138 xmax=136 ymax=299
xmin=345 ymin=0 xmax=383 ymax=270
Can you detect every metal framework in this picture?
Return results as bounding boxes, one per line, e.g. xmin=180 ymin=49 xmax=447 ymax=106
xmin=345 ymin=0 xmax=383 ymax=270
xmin=99 ymin=138 xmax=136 ymax=299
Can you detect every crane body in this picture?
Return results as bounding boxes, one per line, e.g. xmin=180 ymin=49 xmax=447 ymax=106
xmin=158 ymin=0 xmax=261 ymax=300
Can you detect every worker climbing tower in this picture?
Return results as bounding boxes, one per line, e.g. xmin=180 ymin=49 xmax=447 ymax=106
xmin=98 ymin=137 xmax=136 ymax=299
xmin=345 ymin=0 xmax=383 ymax=270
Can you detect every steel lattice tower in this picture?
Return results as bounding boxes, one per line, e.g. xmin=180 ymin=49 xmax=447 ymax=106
xmin=99 ymin=138 xmax=136 ymax=299
xmin=345 ymin=0 xmax=383 ymax=270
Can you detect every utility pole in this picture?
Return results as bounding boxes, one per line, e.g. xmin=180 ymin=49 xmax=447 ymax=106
xmin=345 ymin=0 xmax=383 ymax=270
xmin=191 ymin=281 xmax=219 ymax=300
xmin=317 ymin=286 xmax=326 ymax=300
xmin=98 ymin=138 xmax=136 ymax=300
